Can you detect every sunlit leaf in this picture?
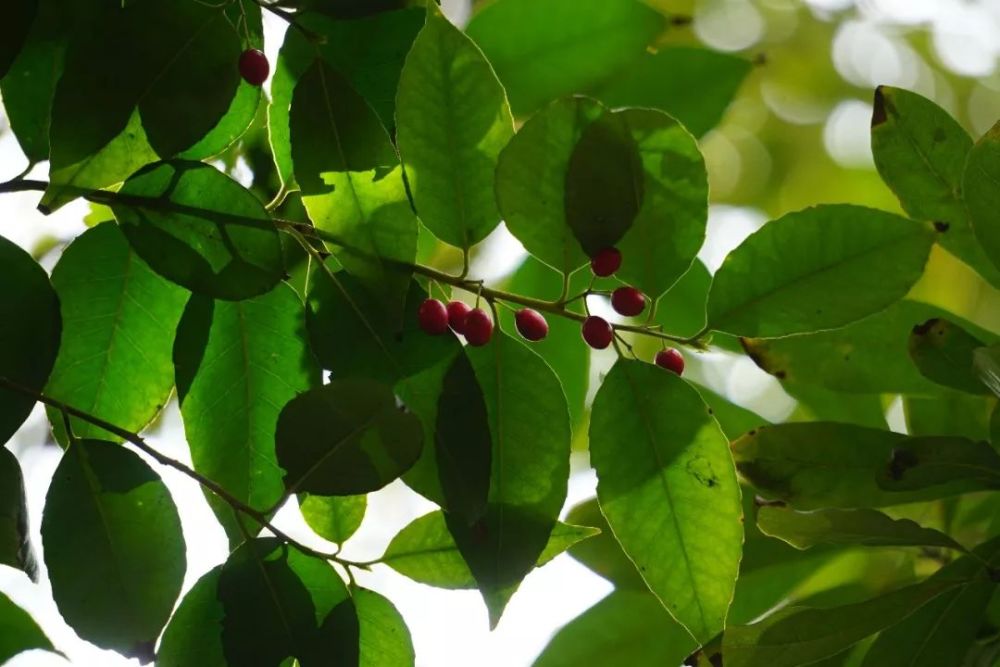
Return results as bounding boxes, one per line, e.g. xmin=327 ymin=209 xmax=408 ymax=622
xmin=299 ymin=494 xmax=367 ymax=545
xmin=354 ymin=587 xmax=414 ymax=667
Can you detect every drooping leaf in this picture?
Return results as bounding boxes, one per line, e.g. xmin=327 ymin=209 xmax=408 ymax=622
xmin=0 ymin=235 xmax=61 ymax=445
xmin=433 ymin=350 xmax=492 ymax=525
xmin=590 ymin=360 xmax=743 ymax=643
xmin=974 ymin=345 xmax=1000 ymax=397
xmin=722 ymin=580 xmax=959 ymax=667
xmin=41 ymin=439 xmax=185 ymax=657
xmin=533 ymin=590 xmax=698 ymax=667
xmin=111 ymin=160 xmax=284 ymax=300
xmin=0 ymin=0 xmax=37 ymax=79
xmin=964 ymin=120 xmax=1000 ymax=273
xmin=909 ymin=318 xmax=991 ymax=394
xmin=859 ymin=536 xmax=1000 ymax=667
xmin=276 ymin=379 xmax=423 ymax=496
xmin=354 ymin=587 xmax=415 ymax=667
xmin=43 ymin=0 xmax=242 ymax=209
xmin=756 ymin=505 xmax=966 ymax=552
xmin=0 ymin=447 xmax=37 ymax=580
xmin=877 ymin=436 xmax=1000 ymax=492
xmin=216 ymin=538 xmax=354 ymax=666
xmin=595 ymin=47 xmax=752 ymax=137
xmin=269 ymin=8 xmax=423 ymax=189
xmin=707 ymin=205 xmax=935 ymax=337
xmin=870 ymin=86 xmax=1000 ymax=287
xmin=0 ymin=591 xmax=56 ymax=663
xmin=381 ymin=510 xmax=597 ymax=589
xmin=447 ymin=333 xmax=571 ymax=625
xmin=290 ymin=58 xmax=417 ymax=321
xmin=732 ymin=423 xmax=987 ymax=509
xmin=44 ymin=223 xmax=188 ymax=444
xmin=156 ymin=567 xmax=227 ymax=667
xmin=395 ymin=7 xmax=514 ymax=248
xmin=299 ymin=494 xmax=367 ymax=545
xmin=466 ymin=0 xmax=665 ymax=116
xmin=306 ymin=263 xmax=459 ymax=384
xmin=174 ymin=283 xmax=320 ymax=543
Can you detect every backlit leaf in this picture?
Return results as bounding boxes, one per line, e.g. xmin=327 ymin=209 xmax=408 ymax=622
xmin=0 ymin=591 xmax=56 ymax=663
xmin=0 ymin=447 xmax=37 ymax=581
xmin=964 ymin=120 xmax=1000 ymax=274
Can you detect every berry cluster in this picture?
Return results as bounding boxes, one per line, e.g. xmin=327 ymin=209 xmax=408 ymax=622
xmin=416 ymin=247 xmax=683 ymax=375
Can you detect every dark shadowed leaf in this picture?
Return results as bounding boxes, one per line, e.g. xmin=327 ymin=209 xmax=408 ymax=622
xmin=590 ymin=360 xmax=743 ymax=643
xmin=174 ymin=283 xmax=320 ymax=543
xmin=707 ymin=205 xmax=935 ymax=337
xmin=300 ymin=494 xmax=367 ymax=545
xmin=0 ymin=591 xmax=56 ymax=663
xmin=112 ymin=160 xmax=284 ymax=300
xmin=909 ymin=318 xmax=991 ymax=394
xmin=877 ymin=436 xmax=1000 ymax=492
xmin=45 ymin=224 xmax=188 ymax=444
xmin=533 ymin=590 xmax=697 ymax=667
xmin=756 ymin=505 xmax=966 ymax=552
xmin=382 ymin=510 xmax=597 ymax=588
xmin=0 ymin=235 xmax=61 ymax=445
xmin=290 ymin=58 xmax=416 ymax=322
xmin=41 ymin=439 xmax=185 ymax=656
xmin=466 ymin=0 xmax=664 ymax=116
xmin=396 ymin=7 xmax=514 ymax=248
xmin=974 ymin=345 xmax=1000 ymax=397
xmin=276 ymin=380 xmax=423 ymax=495
xmin=870 ymin=86 xmax=1000 ymax=288
xmin=306 ymin=263 xmax=459 ymax=384
xmin=0 ymin=0 xmax=37 ymax=78
xmin=904 ymin=393 xmax=996 ymax=442
xmin=157 ymin=567 xmax=227 ymax=667
xmin=354 ymin=587 xmax=414 ymax=667
xmin=595 ymin=47 xmax=751 ymax=137
xmin=0 ymin=448 xmax=37 ymax=580
xmin=43 ymin=0 xmax=241 ymax=209
xmin=964 ymin=121 xmax=1000 ymax=274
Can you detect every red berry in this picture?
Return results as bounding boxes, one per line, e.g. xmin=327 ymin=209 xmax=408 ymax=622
xmin=446 ymin=300 xmax=471 ymax=335
xmin=581 ymin=316 xmax=613 ymax=349
xmin=418 ymin=298 xmax=449 ymax=335
xmin=611 ymin=286 xmax=646 ymax=317
xmin=515 ymin=308 xmax=548 ymax=342
xmin=590 ymin=247 xmax=622 ymax=277
xmin=239 ymin=48 xmax=269 ymax=86
xmin=655 ymin=348 xmax=685 ymax=375
xmin=464 ymin=308 xmax=494 ymax=346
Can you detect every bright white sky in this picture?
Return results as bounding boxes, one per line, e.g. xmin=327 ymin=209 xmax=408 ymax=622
xmin=1 ymin=1 xmax=997 ymax=665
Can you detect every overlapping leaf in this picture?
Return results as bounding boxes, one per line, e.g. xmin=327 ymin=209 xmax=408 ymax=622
xmin=0 ymin=592 xmax=56 ymax=663
xmin=0 ymin=448 xmax=37 ymax=580
xmin=964 ymin=120 xmax=1000 ymax=274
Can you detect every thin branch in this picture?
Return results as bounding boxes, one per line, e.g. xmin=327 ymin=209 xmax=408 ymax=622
xmin=0 ymin=376 xmax=371 ymax=571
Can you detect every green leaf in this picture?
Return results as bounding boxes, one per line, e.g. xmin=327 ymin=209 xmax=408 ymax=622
xmin=870 ymin=86 xmax=1000 ymax=288
xmin=395 ymin=7 xmax=514 ymax=248
xmin=732 ymin=423 xmax=988 ymax=509
xmin=590 ymin=360 xmax=743 ymax=643
xmin=722 ymin=580 xmax=960 ymax=667
xmin=0 ymin=0 xmax=37 ymax=78
xmin=756 ymin=505 xmax=966 ymax=552
xmin=111 ymin=160 xmax=284 ymax=300
xmin=44 ymin=224 xmax=188 ymax=444
xmin=533 ymin=590 xmax=698 ymax=667
xmin=563 ymin=498 xmax=647 ymax=590
xmin=43 ymin=0 xmax=242 ymax=209
xmin=595 ymin=47 xmax=752 ymax=137
xmin=877 ymin=437 xmax=1000 ymax=492
xmin=741 ymin=300 xmax=967 ymax=394
xmin=41 ymin=439 xmax=185 ymax=657
xmin=433 ymin=350 xmax=492 ymax=524
xmin=860 ymin=536 xmax=1000 ymax=667
xmin=216 ymin=538 xmax=354 ymax=666
xmin=290 ymin=58 xmax=417 ymax=320
xmin=0 ymin=235 xmax=61 ymax=446
xmin=904 ymin=393 xmax=996 ymax=442
xmin=174 ymin=283 xmax=320 ymax=543
xmin=299 ymin=493 xmax=367 ymax=545
xmin=964 ymin=120 xmax=1000 ymax=273
xmin=974 ymin=345 xmax=1000 ymax=397
xmin=156 ymin=567 xmax=227 ymax=667
xmin=654 ymin=261 xmax=713 ymax=340
xmin=306 ymin=263 xmax=459 ymax=384
xmin=0 ymin=448 xmax=37 ymax=581
xmin=447 ymin=333 xmax=572 ymax=625
xmin=0 ymin=591 xmax=56 ymax=663
xmin=707 ymin=205 xmax=935 ymax=337
xmin=269 ymin=8 xmax=422 ymax=189
xmin=909 ymin=318 xmax=991 ymax=394
xmin=465 ymin=0 xmax=665 ymax=116
xmin=354 ymin=587 xmax=415 ymax=667
xmin=275 ymin=379 xmax=424 ymax=496
xmin=381 ymin=510 xmax=598 ymax=588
